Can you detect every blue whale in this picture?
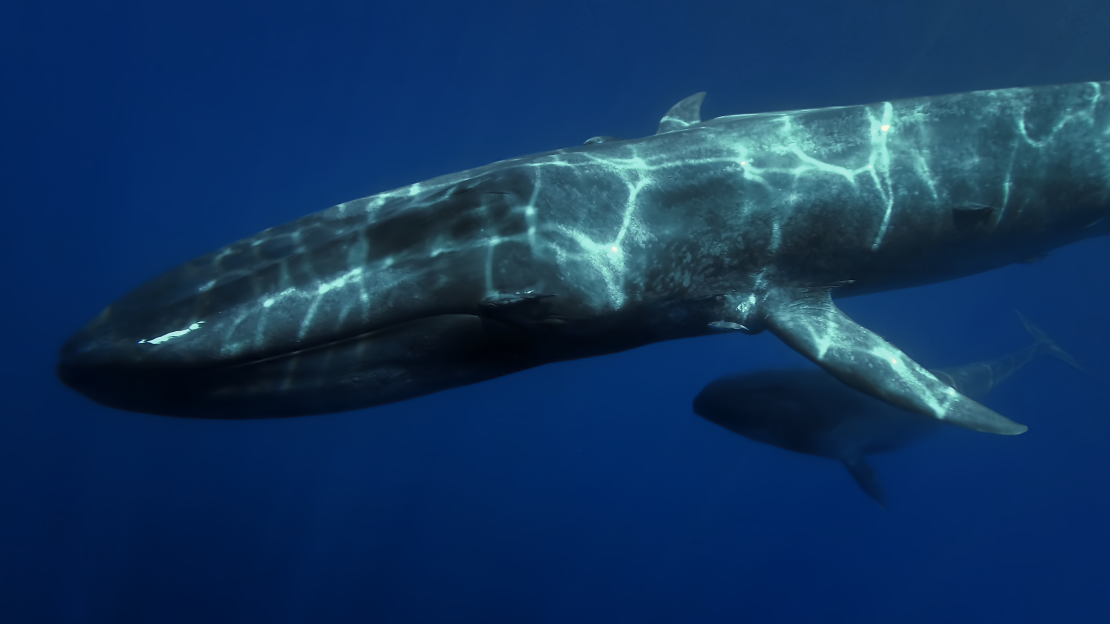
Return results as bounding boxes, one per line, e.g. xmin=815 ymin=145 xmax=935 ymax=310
xmin=692 ymin=313 xmax=1083 ymax=508
xmin=58 ymin=82 xmax=1110 ymax=432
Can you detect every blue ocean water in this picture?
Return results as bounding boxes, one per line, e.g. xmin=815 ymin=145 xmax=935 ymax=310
xmin=2 ymin=1 xmax=1109 ymax=621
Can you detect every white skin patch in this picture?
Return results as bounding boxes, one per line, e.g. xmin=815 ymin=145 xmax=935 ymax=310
xmin=139 ymin=321 xmax=205 ymax=345
xmin=864 ymin=341 xmax=953 ymax=419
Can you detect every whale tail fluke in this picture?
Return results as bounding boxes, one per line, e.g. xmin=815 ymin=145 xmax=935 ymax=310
xmin=1015 ymin=310 xmax=1086 ymax=374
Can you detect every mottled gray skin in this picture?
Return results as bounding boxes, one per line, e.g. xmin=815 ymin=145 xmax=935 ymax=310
xmin=58 ymin=82 xmax=1110 ymax=425
xmin=692 ymin=315 xmax=1079 ymax=508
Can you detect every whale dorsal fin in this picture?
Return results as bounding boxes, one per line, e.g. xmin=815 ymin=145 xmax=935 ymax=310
xmin=656 ymin=92 xmax=706 ymax=134
xmin=583 ymin=136 xmax=622 ymax=145
xmin=842 ymin=457 xmax=887 ymax=510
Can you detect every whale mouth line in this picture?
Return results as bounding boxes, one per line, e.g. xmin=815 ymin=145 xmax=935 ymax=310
xmin=59 ymin=312 xmax=482 ymax=386
xmin=57 ymin=313 xmax=536 ymax=419
xmin=217 ymin=313 xmax=478 ymax=373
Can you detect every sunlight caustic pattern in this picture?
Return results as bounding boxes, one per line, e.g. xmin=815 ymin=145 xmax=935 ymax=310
xmin=122 ymin=82 xmax=1108 ymax=371
xmin=60 ymin=81 xmax=1106 ymax=426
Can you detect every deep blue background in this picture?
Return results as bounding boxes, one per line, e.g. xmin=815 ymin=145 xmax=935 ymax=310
xmin=3 ymin=1 xmax=1109 ymax=622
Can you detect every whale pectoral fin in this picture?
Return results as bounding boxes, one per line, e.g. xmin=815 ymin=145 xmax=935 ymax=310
xmin=763 ymin=288 xmax=1028 ymax=436
xmin=841 ymin=457 xmax=887 ymax=510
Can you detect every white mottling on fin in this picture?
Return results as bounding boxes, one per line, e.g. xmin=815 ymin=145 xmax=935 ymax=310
xmin=763 ymin=287 xmax=1027 ymax=435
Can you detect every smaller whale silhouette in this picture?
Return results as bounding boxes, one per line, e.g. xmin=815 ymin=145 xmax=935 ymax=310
xmin=692 ymin=312 xmax=1082 ymax=509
